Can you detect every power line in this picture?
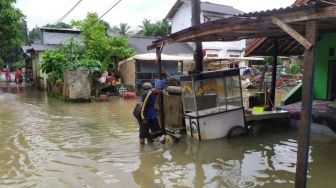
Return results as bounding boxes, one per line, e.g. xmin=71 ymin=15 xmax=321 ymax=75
xmin=72 ymin=0 xmax=123 ymax=38
xmin=54 ymin=0 xmax=83 ymax=24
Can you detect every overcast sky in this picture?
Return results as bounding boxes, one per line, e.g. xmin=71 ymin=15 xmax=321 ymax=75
xmin=16 ymin=0 xmax=295 ymax=30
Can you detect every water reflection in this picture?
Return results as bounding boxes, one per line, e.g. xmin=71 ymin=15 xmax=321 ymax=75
xmin=0 ymin=86 xmax=336 ymax=187
xmin=132 ymin=133 xmax=302 ymax=188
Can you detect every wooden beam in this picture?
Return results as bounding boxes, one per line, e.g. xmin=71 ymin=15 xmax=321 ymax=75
xmin=245 ymin=38 xmax=267 ymax=56
xmin=295 ymin=20 xmax=318 ymax=188
xmin=272 ymin=16 xmax=312 ymax=49
xmin=290 ymin=43 xmax=303 ymax=54
xmin=282 ymin=40 xmax=298 ymax=53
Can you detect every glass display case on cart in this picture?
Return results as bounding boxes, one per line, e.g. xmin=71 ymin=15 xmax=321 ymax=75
xmin=181 ymin=69 xmax=245 ymax=140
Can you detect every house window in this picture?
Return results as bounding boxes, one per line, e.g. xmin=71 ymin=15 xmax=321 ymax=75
xmin=207 ymin=54 xmax=218 ymax=57
xmin=329 ymin=48 xmax=335 ymax=56
xmin=227 ymin=50 xmax=242 ymax=57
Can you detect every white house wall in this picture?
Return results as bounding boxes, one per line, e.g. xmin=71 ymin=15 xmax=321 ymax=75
xmin=171 ymin=2 xmax=192 ymax=33
xmin=42 ymin=32 xmax=82 ymax=45
xmin=170 ymin=1 xmax=246 ymax=58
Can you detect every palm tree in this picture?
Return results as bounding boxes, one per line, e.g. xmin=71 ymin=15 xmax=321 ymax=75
xmin=113 ymin=23 xmax=131 ymax=36
xmin=138 ymin=19 xmax=171 ymax=37
xmin=138 ymin=19 xmax=154 ymax=36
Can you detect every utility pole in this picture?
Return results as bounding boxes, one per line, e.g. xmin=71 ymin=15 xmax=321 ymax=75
xmin=191 ymin=0 xmax=203 ymax=73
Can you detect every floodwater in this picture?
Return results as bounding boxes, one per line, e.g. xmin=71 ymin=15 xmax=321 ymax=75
xmin=1 ymin=86 xmax=336 ymax=188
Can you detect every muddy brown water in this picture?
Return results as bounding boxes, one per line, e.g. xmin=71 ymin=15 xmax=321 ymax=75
xmin=0 ymin=86 xmax=336 ymax=187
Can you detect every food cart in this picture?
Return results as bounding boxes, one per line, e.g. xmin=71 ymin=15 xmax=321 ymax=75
xmin=181 ymin=69 xmax=246 ymax=140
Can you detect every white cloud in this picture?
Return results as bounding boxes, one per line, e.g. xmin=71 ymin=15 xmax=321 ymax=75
xmin=16 ymin=0 xmax=294 ymax=30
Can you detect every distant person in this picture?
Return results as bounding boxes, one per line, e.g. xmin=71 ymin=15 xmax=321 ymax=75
xmin=243 ymin=68 xmax=251 ymax=77
xmin=15 ymin=68 xmax=23 ymax=85
xmin=142 ymin=82 xmax=153 ymax=91
xmin=98 ymin=71 xmax=108 ymax=84
xmin=5 ymin=68 xmax=11 ymax=83
xmin=136 ymin=79 xmax=165 ymax=145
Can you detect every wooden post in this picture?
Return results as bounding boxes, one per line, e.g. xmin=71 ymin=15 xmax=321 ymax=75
xmin=270 ymin=39 xmax=278 ymax=107
xmin=259 ymin=65 xmax=268 ymax=91
xmin=180 ymin=61 xmax=184 ymax=74
xmin=192 ymin=0 xmax=203 ymax=73
xmin=295 ymin=20 xmax=318 ymax=188
xmin=156 ymin=47 xmax=166 ymax=134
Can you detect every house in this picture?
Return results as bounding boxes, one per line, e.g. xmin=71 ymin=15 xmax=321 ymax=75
xmin=22 ymin=27 xmax=82 ymax=90
xmin=118 ymin=36 xmax=193 ymax=92
xmin=165 ymin=0 xmax=245 ymax=58
xmin=245 ymin=0 xmax=336 ymax=101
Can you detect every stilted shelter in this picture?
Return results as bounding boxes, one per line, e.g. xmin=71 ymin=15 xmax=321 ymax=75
xmin=148 ymin=0 xmax=336 ymax=187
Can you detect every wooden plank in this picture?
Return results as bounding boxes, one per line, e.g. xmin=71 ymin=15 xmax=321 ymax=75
xmin=272 ymin=16 xmax=312 ymax=49
xmin=245 ymin=110 xmax=290 ymax=121
xmin=295 ymin=20 xmax=318 ymax=188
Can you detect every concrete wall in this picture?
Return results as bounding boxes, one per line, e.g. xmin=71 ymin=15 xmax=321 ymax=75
xmin=63 ymin=70 xmax=91 ymax=100
xmin=314 ymin=32 xmax=336 ymax=99
xmin=171 ymin=2 xmax=192 ymax=33
xmin=31 ymin=52 xmax=48 ymax=90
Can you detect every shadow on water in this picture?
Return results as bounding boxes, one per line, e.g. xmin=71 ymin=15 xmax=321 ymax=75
xmin=0 ymin=86 xmax=336 ymax=187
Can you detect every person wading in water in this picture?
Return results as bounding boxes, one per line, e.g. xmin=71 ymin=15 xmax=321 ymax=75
xmin=137 ymin=79 xmax=165 ymax=145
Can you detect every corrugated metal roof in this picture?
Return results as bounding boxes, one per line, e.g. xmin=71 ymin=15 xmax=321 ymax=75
xmin=201 ymin=1 xmax=243 ymax=15
xmin=235 ymin=0 xmax=331 ymax=17
xmin=28 ymin=44 xmax=60 ymax=52
xmin=165 ymin=0 xmax=243 ymax=20
xmin=40 ymin=27 xmax=81 ymax=33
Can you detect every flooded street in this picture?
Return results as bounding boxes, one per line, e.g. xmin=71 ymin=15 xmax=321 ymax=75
xmin=1 ymin=86 xmax=336 ymax=188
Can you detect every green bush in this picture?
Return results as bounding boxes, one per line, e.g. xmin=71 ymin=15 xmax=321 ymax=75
xmin=14 ymin=59 xmax=25 ymax=69
xmin=289 ymin=63 xmax=300 ymax=74
xmin=0 ymin=57 xmax=5 ymax=68
xmin=40 ymin=50 xmax=67 ymax=84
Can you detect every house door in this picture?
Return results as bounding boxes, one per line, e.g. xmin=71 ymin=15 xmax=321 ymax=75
xmin=328 ymin=60 xmax=336 ymax=101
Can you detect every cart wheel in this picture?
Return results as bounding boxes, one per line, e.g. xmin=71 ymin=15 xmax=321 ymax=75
xmin=227 ymin=126 xmax=247 ymax=138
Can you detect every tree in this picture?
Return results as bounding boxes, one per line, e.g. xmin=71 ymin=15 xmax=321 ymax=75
xmin=110 ymin=36 xmax=135 ymax=67
xmin=79 ymin=13 xmax=113 ymax=64
xmin=0 ymin=0 xmax=24 ymax=64
xmin=28 ymin=27 xmax=42 ymax=44
xmin=78 ymin=12 xmax=134 ymax=68
xmin=44 ymin=22 xmax=72 ymax=29
xmin=113 ymin=23 xmax=131 ymax=36
xmin=138 ymin=19 xmax=171 ymax=37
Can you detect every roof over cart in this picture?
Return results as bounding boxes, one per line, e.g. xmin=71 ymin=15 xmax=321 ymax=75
xmin=148 ymin=0 xmax=336 ymax=56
